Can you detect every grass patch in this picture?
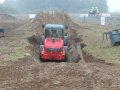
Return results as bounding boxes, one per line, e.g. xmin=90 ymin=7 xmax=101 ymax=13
xmin=77 ymin=23 xmax=120 ymax=63
xmin=8 ymin=41 xmax=29 ymax=62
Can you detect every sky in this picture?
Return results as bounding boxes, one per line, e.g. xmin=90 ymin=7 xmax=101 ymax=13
xmin=107 ymin=0 xmax=120 ymax=12
xmin=0 ymin=0 xmax=120 ymax=12
xmin=0 ymin=0 xmax=4 ymax=3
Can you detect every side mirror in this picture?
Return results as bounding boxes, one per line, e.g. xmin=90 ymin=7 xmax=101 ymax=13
xmin=42 ymin=24 xmax=45 ymax=28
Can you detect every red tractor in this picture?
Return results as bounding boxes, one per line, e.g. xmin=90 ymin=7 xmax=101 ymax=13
xmin=40 ymin=24 xmax=68 ymax=61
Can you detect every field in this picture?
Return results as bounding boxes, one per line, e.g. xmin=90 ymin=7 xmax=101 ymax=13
xmin=0 ymin=13 xmax=120 ymax=90
xmin=74 ymin=17 xmax=120 ymax=63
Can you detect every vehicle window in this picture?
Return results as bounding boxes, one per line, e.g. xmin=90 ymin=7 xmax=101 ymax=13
xmin=45 ymin=29 xmax=63 ymax=38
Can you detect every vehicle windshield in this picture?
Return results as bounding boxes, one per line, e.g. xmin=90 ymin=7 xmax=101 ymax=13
xmin=45 ymin=29 xmax=63 ymax=38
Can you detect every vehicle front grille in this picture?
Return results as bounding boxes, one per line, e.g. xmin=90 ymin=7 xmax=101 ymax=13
xmin=46 ymin=48 xmax=62 ymax=52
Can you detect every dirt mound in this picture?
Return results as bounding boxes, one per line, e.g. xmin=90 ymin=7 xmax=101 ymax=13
xmin=35 ymin=12 xmax=71 ymax=24
xmin=23 ymin=11 xmax=81 ymax=62
xmin=0 ymin=14 xmax=27 ymax=33
xmin=20 ymin=12 xmax=76 ymax=33
xmin=0 ymin=14 xmax=16 ymax=20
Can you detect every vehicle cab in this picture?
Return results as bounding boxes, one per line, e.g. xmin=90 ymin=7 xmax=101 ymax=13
xmin=40 ymin=24 xmax=68 ymax=61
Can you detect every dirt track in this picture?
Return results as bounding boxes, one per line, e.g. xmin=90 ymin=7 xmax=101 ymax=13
xmin=1 ymin=57 xmax=120 ymax=90
xmin=0 ymin=13 xmax=120 ymax=90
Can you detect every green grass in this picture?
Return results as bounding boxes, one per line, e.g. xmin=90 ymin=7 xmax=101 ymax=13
xmin=77 ymin=22 xmax=120 ymax=63
xmin=8 ymin=41 xmax=30 ymax=62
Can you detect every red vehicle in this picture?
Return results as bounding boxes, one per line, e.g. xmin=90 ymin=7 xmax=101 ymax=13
xmin=40 ymin=24 xmax=68 ymax=61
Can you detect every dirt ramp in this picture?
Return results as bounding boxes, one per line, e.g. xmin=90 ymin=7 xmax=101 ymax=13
xmin=20 ymin=12 xmax=76 ymax=33
xmin=35 ymin=12 xmax=71 ymax=24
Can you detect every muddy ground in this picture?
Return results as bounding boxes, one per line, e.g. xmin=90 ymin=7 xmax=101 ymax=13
xmin=0 ymin=13 xmax=120 ymax=90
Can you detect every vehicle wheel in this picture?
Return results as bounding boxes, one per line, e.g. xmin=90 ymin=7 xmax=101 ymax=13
xmin=41 ymin=35 xmax=45 ymax=45
xmin=64 ymin=46 xmax=68 ymax=62
xmin=39 ymin=45 xmax=44 ymax=61
xmin=65 ymin=55 xmax=68 ymax=62
xmin=64 ymin=36 xmax=68 ymax=46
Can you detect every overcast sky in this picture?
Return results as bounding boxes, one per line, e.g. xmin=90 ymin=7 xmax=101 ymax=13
xmin=107 ymin=0 xmax=120 ymax=12
xmin=0 ymin=0 xmax=4 ymax=3
xmin=0 ymin=0 xmax=120 ymax=12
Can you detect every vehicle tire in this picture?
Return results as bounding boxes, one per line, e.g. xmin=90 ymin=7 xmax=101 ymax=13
xmin=41 ymin=35 xmax=45 ymax=45
xmin=64 ymin=46 xmax=68 ymax=61
xmin=64 ymin=36 xmax=68 ymax=46
xmin=39 ymin=45 xmax=44 ymax=61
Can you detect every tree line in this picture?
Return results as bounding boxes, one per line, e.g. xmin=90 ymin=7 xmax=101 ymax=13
xmin=0 ymin=0 xmax=108 ymax=13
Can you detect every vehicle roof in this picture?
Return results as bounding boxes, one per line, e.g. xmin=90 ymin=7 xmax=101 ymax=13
xmin=45 ymin=24 xmax=65 ymax=29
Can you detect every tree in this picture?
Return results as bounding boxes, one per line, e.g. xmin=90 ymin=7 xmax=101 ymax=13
xmin=3 ymin=0 xmax=108 ymax=13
